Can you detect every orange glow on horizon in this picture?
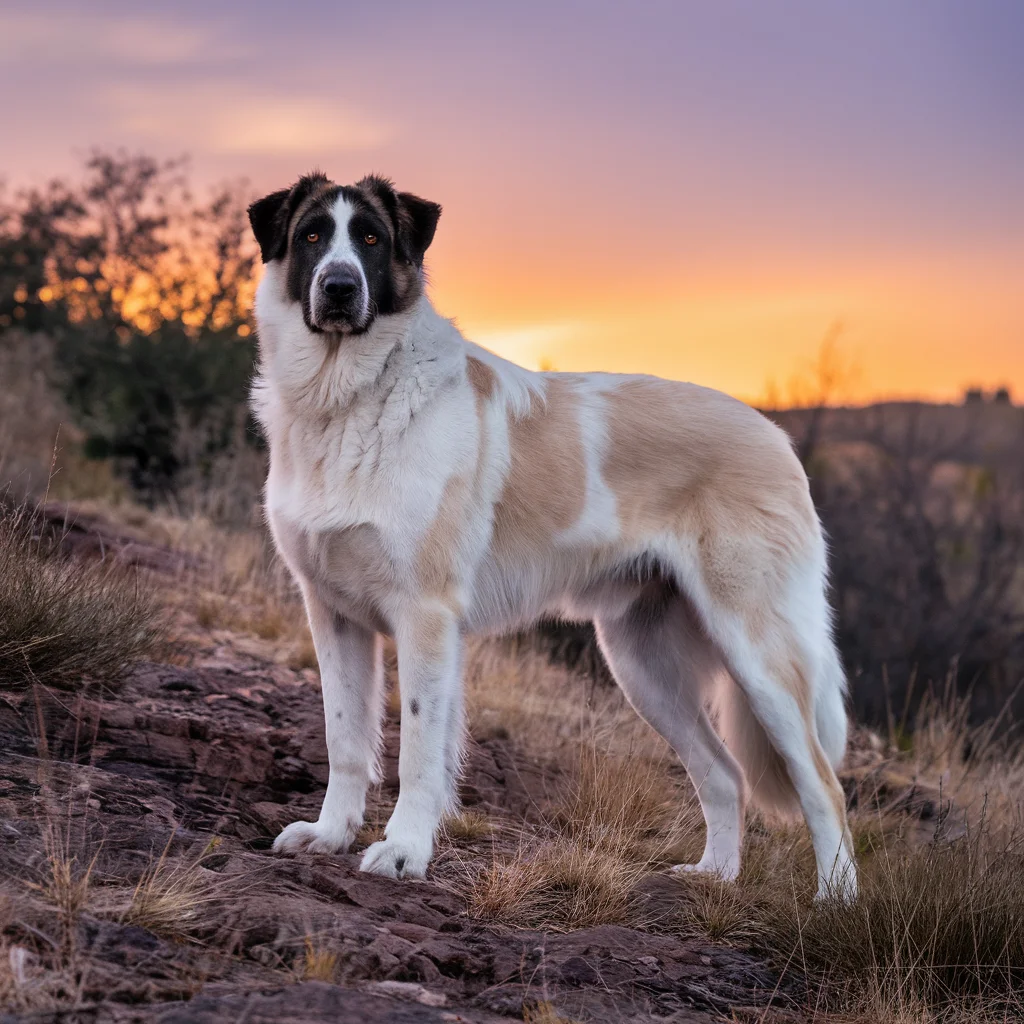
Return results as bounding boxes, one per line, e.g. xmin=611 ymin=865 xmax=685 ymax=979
xmin=3 ymin=4 xmax=1021 ymax=407
xmin=426 ymin=246 xmax=1023 ymax=407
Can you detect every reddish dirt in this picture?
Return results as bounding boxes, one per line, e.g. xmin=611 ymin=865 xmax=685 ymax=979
xmin=0 ymin=512 xmax=798 ymax=1022
xmin=0 ymin=661 xmax=796 ymax=1023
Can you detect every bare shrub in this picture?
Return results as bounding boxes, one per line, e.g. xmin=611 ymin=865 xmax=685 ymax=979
xmin=0 ymin=333 xmax=66 ymax=498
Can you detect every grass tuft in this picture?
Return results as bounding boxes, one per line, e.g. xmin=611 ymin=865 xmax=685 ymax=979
xmin=466 ymin=838 xmax=646 ymax=930
xmin=77 ymin=836 xmax=239 ymax=943
xmin=301 ymin=936 xmax=339 ymax=982
xmin=26 ymin=825 xmax=100 ymax=957
xmin=522 ymin=1001 xmax=582 ymax=1024
xmin=0 ymin=501 xmax=164 ymax=691
xmin=443 ymin=809 xmax=494 ymax=842
xmin=552 ymin=743 xmax=681 ymax=860
xmin=754 ymin=825 xmax=1024 ymax=1011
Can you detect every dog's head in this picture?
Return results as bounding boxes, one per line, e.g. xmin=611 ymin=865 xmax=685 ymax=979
xmin=248 ymin=174 xmax=441 ymax=337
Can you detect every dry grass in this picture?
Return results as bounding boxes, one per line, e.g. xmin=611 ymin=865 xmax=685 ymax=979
xmin=4 ymin=489 xmax=1020 ymax=1021
xmin=112 ymin=838 xmax=233 ymax=940
xmin=522 ymin=1001 xmax=582 ymax=1024
xmin=0 ymin=501 xmax=164 ymax=691
xmin=301 ymin=936 xmax=340 ymax=982
xmin=464 ymin=637 xmax=665 ymax=764
xmin=151 ymin=512 xmax=318 ymax=663
xmin=460 ymin=641 xmax=705 ymax=932
xmin=21 ymin=823 xmax=101 ymax=963
xmin=443 ymin=808 xmax=495 ymax=842
xmin=733 ymin=822 xmax=1024 ymax=1016
xmin=466 ymin=836 xmax=647 ymax=930
xmin=553 ymin=743 xmax=686 ymax=861
xmin=66 ymin=498 xmax=322 ymax=667
xmin=461 ymin=745 xmax=689 ymax=931
xmin=33 ymin=845 xmax=97 ymax=931
xmin=0 ymin=814 xmax=251 ymax=1018
xmin=457 ymin=639 xmax=1024 ymax=1019
xmin=24 ymin=822 xmax=234 ymax=947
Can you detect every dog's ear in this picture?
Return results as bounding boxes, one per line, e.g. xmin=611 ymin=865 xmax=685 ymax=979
xmin=248 ymin=174 xmax=330 ymax=263
xmin=247 ymin=188 xmax=291 ymax=264
xmin=358 ymin=176 xmax=441 ymax=267
xmin=395 ymin=191 xmax=442 ymax=266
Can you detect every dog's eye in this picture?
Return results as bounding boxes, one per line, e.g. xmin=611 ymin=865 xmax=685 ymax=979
xmin=306 ymin=232 xmax=319 ymax=243
xmin=364 ymin=234 xmax=378 ymax=246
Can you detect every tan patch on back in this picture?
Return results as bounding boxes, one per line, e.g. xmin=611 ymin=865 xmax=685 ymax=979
xmin=490 ymin=377 xmax=587 ymax=559
xmin=603 ymin=378 xmax=817 ymax=610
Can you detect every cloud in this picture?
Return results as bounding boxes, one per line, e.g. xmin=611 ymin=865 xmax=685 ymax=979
xmin=0 ymin=11 xmax=227 ymax=65
xmin=100 ymin=84 xmax=392 ymax=156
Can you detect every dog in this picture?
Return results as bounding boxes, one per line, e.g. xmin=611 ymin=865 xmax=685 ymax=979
xmin=247 ymin=173 xmax=857 ymax=901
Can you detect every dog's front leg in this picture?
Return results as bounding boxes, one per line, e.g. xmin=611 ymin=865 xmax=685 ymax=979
xmin=274 ymin=590 xmax=384 ymax=855
xmin=360 ymin=605 xmax=461 ymax=879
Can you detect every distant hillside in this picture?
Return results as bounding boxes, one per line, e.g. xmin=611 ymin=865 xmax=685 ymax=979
xmin=770 ymin=399 xmax=1023 ymax=476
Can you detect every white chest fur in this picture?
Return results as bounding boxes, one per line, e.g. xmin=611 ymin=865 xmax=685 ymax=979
xmin=254 ymin=298 xmax=481 ymax=631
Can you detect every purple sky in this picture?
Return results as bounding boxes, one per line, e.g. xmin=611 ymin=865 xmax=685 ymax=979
xmin=3 ymin=1 xmax=1022 ymax=400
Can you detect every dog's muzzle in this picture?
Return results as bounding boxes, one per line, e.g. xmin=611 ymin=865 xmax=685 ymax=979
xmin=311 ymin=262 xmax=366 ymax=332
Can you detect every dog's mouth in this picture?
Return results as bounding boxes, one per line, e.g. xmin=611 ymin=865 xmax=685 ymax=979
xmin=308 ymin=265 xmax=371 ymax=336
xmin=309 ymin=311 xmax=369 ymax=336
xmin=308 ymin=297 xmax=372 ymax=337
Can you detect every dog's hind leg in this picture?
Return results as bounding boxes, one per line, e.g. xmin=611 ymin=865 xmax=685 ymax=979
xmin=687 ymin=560 xmax=857 ymax=902
xmin=274 ymin=587 xmax=385 ymax=855
xmin=595 ymin=591 xmax=747 ymax=881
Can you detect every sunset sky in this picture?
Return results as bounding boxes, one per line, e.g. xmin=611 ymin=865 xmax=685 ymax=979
xmin=2 ymin=1 xmax=1022 ymax=404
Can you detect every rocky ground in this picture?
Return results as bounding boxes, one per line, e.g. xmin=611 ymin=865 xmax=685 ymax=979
xmin=1 ymin=640 xmax=799 ymax=1023
xmin=0 ymin=508 xmax=951 ymax=1023
xmin=0 ymin=511 xmax=807 ymax=1023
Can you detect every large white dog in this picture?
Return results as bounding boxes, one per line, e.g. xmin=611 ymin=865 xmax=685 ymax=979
xmin=247 ymin=173 xmax=857 ymax=901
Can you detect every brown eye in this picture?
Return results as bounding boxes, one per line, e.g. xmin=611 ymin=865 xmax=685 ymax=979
xmin=306 ymin=232 xmax=319 ymax=243
xmin=364 ymin=234 xmax=378 ymax=246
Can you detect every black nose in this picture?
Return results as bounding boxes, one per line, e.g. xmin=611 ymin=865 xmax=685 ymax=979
xmin=321 ymin=267 xmax=359 ymax=300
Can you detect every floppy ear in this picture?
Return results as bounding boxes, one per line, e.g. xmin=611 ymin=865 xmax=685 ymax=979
xmin=248 ymin=174 xmax=330 ymax=263
xmin=247 ymin=188 xmax=292 ymax=264
xmin=355 ymin=176 xmax=441 ymax=266
xmin=395 ymin=191 xmax=442 ymax=266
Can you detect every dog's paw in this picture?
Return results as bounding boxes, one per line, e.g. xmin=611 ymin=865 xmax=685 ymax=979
xmin=671 ymin=857 xmax=740 ymax=883
xmin=814 ymin=866 xmax=859 ymax=905
xmin=359 ymin=835 xmax=432 ymax=879
xmin=272 ymin=818 xmax=357 ymax=855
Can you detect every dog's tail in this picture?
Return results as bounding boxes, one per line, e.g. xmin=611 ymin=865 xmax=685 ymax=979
xmin=711 ymin=638 xmax=848 ymax=820
xmin=814 ymin=637 xmax=850 ymax=770
xmin=712 ymin=672 xmax=800 ymax=819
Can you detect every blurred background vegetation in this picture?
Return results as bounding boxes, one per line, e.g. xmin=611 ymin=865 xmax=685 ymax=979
xmin=1 ymin=151 xmax=1022 ymax=730
xmin=0 ymin=150 xmax=262 ymax=518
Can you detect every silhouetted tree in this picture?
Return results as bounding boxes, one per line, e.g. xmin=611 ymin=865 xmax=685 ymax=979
xmin=0 ymin=151 xmax=260 ymax=500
